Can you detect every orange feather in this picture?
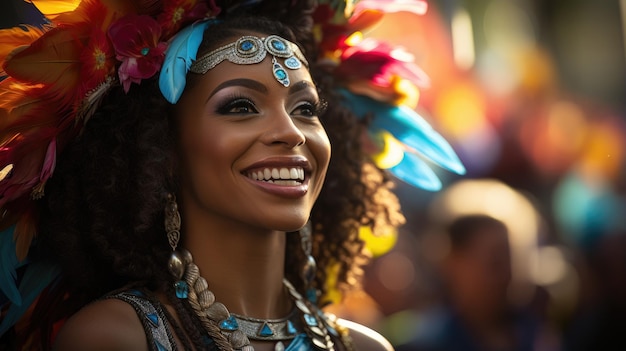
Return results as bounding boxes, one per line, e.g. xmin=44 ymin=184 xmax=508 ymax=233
xmin=51 ymin=0 xmax=163 ymax=28
xmin=2 ymin=24 xmax=90 ymax=106
xmin=29 ymin=0 xmax=81 ymax=19
xmin=0 ymin=81 xmax=59 ymax=139
xmin=0 ymin=26 xmax=46 ymax=76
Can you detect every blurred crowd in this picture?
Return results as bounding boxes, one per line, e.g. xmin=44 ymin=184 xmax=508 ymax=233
xmin=329 ymin=1 xmax=626 ymax=351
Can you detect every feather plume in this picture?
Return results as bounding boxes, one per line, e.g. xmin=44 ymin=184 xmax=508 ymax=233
xmin=0 ymin=26 xmax=46 ymax=77
xmin=47 ymin=0 xmax=108 ymax=27
xmin=2 ymin=25 xmax=90 ymax=106
xmin=0 ymin=259 xmax=61 ymax=335
xmin=159 ymin=19 xmax=212 ymax=104
xmin=0 ymin=226 xmax=26 ymax=306
xmin=0 ymin=81 xmax=56 ymax=132
xmin=390 ymin=151 xmax=441 ymax=190
xmin=14 ymin=211 xmax=37 ymax=261
xmin=49 ymin=0 xmax=162 ymax=27
xmin=76 ymin=77 xmax=115 ymax=125
xmin=338 ymin=89 xmax=465 ymax=188
xmin=29 ymin=0 xmax=81 ymax=19
xmin=353 ymin=0 xmax=428 ymax=18
xmin=0 ymin=84 xmax=60 ymax=210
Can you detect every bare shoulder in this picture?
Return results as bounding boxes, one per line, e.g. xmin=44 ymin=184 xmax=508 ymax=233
xmin=54 ymin=298 xmax=148 ymax=351
xmin=337 ymin=318 xmax=394 ymax=351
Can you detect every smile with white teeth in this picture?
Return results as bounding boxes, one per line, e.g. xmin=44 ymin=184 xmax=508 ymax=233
xmin=246 ymin=167 xmax=305 ymax=185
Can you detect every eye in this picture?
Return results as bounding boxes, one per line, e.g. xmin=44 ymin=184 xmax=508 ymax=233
xmin=216 ymin=98 xmax=258 ymax=115
xmin=292 ymin=99 xmax=327 ymax=118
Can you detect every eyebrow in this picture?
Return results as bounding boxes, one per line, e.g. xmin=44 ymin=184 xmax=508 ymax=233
xmin=289 ymin=80 xmax=316 ymax=95
xmin=208 ymin=79 xmax=316 ymax=100
xmin=208 ymin=78 xmax=268 ymax=99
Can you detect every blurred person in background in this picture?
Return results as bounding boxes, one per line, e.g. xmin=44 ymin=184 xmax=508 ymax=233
xmin=563 ymin=229 xmax=626 ymax=351
xmin=396 ymin=214 xmax=545 ymax=351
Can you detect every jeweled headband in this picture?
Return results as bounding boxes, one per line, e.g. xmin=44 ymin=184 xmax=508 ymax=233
xmin=190 ymin=35 xmax=309 ymax=87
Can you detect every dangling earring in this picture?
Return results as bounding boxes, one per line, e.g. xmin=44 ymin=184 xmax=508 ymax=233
xmin=164 ymin=194 xmax=191 ymax=298
xmin=299 ymin=220 xmax=318 ymax=303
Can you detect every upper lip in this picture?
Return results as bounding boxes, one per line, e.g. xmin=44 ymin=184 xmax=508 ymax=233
xmin=242 ymin=156 xmax=312 ymax=174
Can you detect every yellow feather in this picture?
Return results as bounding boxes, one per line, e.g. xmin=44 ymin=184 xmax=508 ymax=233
xmin=28 ymin=0 xmax=81 ymax=19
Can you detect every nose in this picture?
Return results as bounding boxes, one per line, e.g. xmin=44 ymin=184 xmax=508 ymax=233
xmin=261 ymin=110 xmax=306 ymax=148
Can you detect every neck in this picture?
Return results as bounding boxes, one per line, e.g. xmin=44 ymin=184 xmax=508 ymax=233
xmin=180 ymin=207 xmax=291 ymax=319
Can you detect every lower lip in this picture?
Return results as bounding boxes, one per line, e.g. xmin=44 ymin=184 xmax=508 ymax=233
xmin=243 ymin=176 xmax=310 ymax=198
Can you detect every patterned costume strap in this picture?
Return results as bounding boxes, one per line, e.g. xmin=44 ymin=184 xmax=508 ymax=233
xmin=105 ymin=290 xmax=177 ymax=351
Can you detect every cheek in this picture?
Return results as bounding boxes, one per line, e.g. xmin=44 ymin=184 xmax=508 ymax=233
xmin=310 ymin=128 xmax=331 ymax=169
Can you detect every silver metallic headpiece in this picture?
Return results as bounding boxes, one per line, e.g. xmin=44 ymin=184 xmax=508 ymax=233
xmin=190 ymin=35 xmax=309 ymax=87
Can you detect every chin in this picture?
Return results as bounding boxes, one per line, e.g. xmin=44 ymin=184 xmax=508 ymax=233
xmin=266 ymin=217 xmax=309 ymax=232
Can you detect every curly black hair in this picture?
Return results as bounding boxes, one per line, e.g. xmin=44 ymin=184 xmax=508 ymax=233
xmin=23 ymin=6 xmax=404 ymax=351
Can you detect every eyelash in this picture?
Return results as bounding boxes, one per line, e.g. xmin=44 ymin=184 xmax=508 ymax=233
xmin=216 ymin=96 xmax=257 ymax=115
xmin=215 ymin=96 xmax=327 ymax=118
xmin=293 ymin=99 xmax=328 ymax=118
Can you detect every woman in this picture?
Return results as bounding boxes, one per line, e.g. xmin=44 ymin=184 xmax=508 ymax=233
xmin=46 ymin=14 xmax=392 ymax=350
xmin=0 ymin=0 xmax=462 ymax=350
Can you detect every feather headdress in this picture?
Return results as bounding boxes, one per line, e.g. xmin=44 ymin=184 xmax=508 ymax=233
xmin=0 ymin=0 xmax=221 ymax=339
xmin=313 ymin=0 xmax=465 ymax=190
xmin=0 ymin=0 xmax=464 ymax=342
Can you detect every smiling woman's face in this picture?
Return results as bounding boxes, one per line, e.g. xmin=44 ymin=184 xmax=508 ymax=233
xmin=175 ymin=33 xmax=331 ymax=233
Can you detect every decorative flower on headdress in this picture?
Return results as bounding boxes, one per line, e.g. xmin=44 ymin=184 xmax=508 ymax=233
xmin=159 ymin=0 xmax=220 ymax=37
xmin=109 ymin=15 xmax=168 ymax=92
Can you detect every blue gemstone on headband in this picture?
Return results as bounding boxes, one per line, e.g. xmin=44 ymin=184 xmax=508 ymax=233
xmin=240 ymin=40 xmax=254 ymax=51
xmin=271 ymin=39 xmax=286 ymax=51
xmin=275 ymin=69 xmax=287 ymax=80
xmin=284 ymin=57 xmax=301 ymax=70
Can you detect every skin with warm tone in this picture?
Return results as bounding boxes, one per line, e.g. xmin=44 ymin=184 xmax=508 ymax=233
xmin=54 ymin=31 xmax=392 ymax=351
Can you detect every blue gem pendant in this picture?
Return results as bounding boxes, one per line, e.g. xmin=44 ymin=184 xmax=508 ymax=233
xmin=272 ymin=57 xmax=290 ymax=87
xmin=284 ymin=56 xmax=302 ymax=70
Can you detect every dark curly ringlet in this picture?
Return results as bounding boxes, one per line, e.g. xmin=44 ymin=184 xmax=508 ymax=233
xmin=33 ymin=7 xmax=404 ymax=350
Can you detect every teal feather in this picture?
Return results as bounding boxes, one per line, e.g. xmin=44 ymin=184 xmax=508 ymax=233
xmin=0 ymin=258 xmax=61 ymax=334
xmin=376 ymin=105 xmax=465 ymax=175
xmin=159 ymin=20 xmax=213 ymax=104
xmin=390 ymin=151 xmax=442 ymax=190
xmin=0 ymin=226 xmax=26 ymax=306
xmin=337 ymin=90 xmax=466 ymax=185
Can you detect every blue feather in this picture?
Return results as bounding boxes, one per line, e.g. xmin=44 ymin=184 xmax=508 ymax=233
xmin=159 ymin=20 xmax=214 ymax=104
xmin=0 ymin=259 xmax=60 ymax=334
xmin=372 ymin=105 xmax=465 ymax=175
xmin=0 ymin=226 xmax=26 ymax=306
xmin=390 ymin=151 xmax=442 ymax=191
xmin=337 ymin=89 xmax=466 ymax=176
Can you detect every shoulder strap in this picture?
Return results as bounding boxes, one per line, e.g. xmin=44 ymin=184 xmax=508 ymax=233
xmin=106 ymin=290 xmax=177 ymax=351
